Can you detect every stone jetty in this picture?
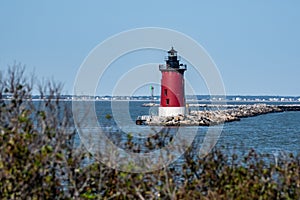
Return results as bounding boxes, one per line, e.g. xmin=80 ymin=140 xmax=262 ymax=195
xmin=136 ymin=104 xmax=300 ymax=126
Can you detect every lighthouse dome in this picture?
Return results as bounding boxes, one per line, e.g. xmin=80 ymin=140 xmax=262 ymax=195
xmin=167 ymin=47 xmax=177 ymax=57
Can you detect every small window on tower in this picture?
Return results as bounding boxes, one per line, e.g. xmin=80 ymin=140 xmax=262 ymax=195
xmin=166 ymin=99 xmax=169 ymax=105
xmin=164 ymin=89 xmax=168 ymax=96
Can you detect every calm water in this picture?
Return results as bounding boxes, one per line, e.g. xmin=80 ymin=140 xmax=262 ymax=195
xmin=219 ymin=111 xmax=300 ymax=155
xmin=91 ymin=101 xmax=300 ymax=157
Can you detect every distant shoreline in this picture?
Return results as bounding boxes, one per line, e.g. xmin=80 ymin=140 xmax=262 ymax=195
xmin=2 ymin=95 xmax=300 ymax=103
xmin=2 ymin=98 xmax=300 ymax=103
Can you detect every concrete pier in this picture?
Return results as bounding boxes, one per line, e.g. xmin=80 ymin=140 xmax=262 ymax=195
xmin=136 ymin=104 xmax=300 ymax=126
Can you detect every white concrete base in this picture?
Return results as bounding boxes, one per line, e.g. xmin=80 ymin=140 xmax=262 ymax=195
xmin=159 ymin=107 xmax=185 ymax=117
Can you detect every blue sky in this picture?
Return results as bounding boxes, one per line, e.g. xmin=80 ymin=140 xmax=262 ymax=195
xmin=0 ymin=1 xmax=299 ymax=96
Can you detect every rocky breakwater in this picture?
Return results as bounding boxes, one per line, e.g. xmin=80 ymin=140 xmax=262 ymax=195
xmin=146 ymin=104 xmax=283 ymax=126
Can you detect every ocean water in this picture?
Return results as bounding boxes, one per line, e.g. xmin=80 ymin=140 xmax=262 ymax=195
xmin=63 ymin=99 xmax=300 ymax=172
xmin=219 ymin=111 xmax=300 ymax=155
xmin=88 ymin=100 xmax=300 ymax=158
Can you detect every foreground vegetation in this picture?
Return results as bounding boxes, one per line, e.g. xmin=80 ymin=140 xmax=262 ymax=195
xmin=0 ymin=65 xmax=300 ymax=199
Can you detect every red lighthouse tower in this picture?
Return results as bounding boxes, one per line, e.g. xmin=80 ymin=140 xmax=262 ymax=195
xmin=159 ymin=47 xmax=187 ymax=117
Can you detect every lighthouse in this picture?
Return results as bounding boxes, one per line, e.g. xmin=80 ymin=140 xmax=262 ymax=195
xmin=159 ymin=47 xmax=187 ymax=117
